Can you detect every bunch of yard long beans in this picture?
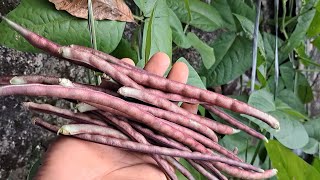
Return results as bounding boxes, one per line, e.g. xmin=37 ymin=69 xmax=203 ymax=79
xmin=0 ymin=15 xmax=279 ymax=180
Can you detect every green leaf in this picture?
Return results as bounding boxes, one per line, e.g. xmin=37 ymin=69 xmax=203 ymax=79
xmin=133 ymin=0 xmax=158 ymax=17
xmin=296 ymin=44 xmax=320 ymax=68
xmin=212 ymin=0 xmax=255 ymax=31
xmin=313 ymin=36 xmax=320 ymax=50
xmin=198 ymin=105 xmax=205 ymax=117
xmin=281 ymin=9 xmax=316 ymax=54
xmin=167 ymin=0 xmax=223 ymax=31
xmin=204 ymin=32 xmax=252 ymax=86
xmin=246 ymin=89 xmax=309 ymax=149
xmin=266 ymin=140 xmax=320 ymax=180
xmin=184 ymin=0 xmax=192 ymax=22
xmin=176 ymin=159 xmax=206 ymax=180
xmin=303 ymin=118 xmax=320 ymax=155
xmin=168 ymin=8 xmax=191 ymax=48
xmin=219 ymin=132 xmax=260 ymax=166
xmin=277 ymin=89 xmax=305 ymax=114
xmin=303 ymin=138 xmax=319 ymax=154
xmin=0 ymin=0 xmax=125 ymax=53
xmin=144 ymin=8 xmax=155 ymax=63
xmin=267 ymin=75 xmax=286 ymax=94
xmin=280 ymin=62 xmax=295 ymax=90
xmin=297 ymin=72 xmax=314 ymax=103
xmin=312 ymin=158 xmax=320 ymax=173
xmin=233 ymin=14 xmax=266 ymax=58
xmin=248 ymin=89 xmax=276 ymax=112
xmin=111 ymin=39 xmax=138 ymax=64
xmin=27 ymin=158 xmax=42 ymax=180
xmin=142 ymin=0 xmax=172 ymax=62
xmin=186 ymin=32 xmax=215 ymax=69
xmin=176 ymin=57 xmax=206 ymax=89
xmin=275 ymin=99 xmax=309 ymax=121
xmin=307 ymin=1 xmax=320 ymax=37
xmin=256 ymin=59 xmax=267 ymax=87
xmin=263 ymin=32 xmax=287 ymax=64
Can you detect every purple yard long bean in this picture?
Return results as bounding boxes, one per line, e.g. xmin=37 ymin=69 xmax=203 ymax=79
xmin=0 ymin=75 xmax=60 ymax=85
xmin=118 ymin=87 xmax=239 ymax=135
xmin=24 ymin=102 xmax=107 ymax=126
xmin=0 ymin=84 xmax=212 ymax=154
xmin=204 ymin=105 xmax=268 ymax=141
xmin=0 ymin=15 xmax=279 ymax=179
xmin=58 ymin=124 xmax=129 ymax=140
xmin=1 ymin=14 xmax=279 ymax=129
xmin=112 ymin=64 xmax=280 ymax=129
xmin=96 ymin=103 xmax=239 ymax=161
xmin=132 ymin=102 xmax=218 ymax=142
xmin=97 ymin=112 xmax=178 ymax=180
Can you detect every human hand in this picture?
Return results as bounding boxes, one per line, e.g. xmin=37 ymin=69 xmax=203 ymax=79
xmin=35 ymin=52 xmax=198 ymax=180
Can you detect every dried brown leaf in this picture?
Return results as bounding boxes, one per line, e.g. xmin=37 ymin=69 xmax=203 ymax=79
xmin=49 ymin=0 xmax=134 ymax=22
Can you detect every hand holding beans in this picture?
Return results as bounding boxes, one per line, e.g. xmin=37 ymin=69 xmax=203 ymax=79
xmin=34 ymin=53 xmax=196 ymax=180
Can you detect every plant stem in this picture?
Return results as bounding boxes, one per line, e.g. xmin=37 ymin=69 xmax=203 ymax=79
xmin=294 ymin=70 xmax=299 ymax=95
xmin=250 ymin=139 xmax=263 ymax=165
xmin=183 ymin=0 xmax=192 ymax=35
xmin=183 ymin=23 xmax=189 ymax=34
xmin=289 ymin=0 xmax=294 ymax=17
xmin=284 ymin=10 xmax=310 ymax=27
xmin=245 ymin=138 xmax=249 ymax=163
xmin=281 ymin=0 xmax=288 ymax=39
xmin=133 ymin=15 xmax=144 ymax=22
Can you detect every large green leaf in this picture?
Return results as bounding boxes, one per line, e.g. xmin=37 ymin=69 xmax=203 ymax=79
xmin=0 ymin=0 xmax=125 ymax=53
xmin=186 ymin=32 xmax=215 ymax=69
xmin=281 ymin=9 xmax=316 ymax=54
xmin=280 ymin=62 xmax=295 ymax=90
xmin=212 ymin=0 xmax=255 ymax=31
xmin=277 ymin=89 xmax=305 ymax=114
xmin=275 ymin=99 xmax=309 ymax=121
xmin=168 ymin=8 xmax=190 ymax=48
xmin=266 ymin=140 xmax=320 ymax=180
xmin=142 ymin=0 xmax=172 ymax=62
xmin=177 ymin=57 xmax=205 ymax=89
xmin=246 ymin=89 xmax=309 ymax=149
xmin=219 ymin=132 xmax=260 ymax=166
xmin=279 ymin=62 xmax=313 ymax=103
xmin=263 ymin=32 xmax=287 ymax=64
xmin=233 ymin=14 xmax=265 ymax=58
xmin=167 ymin=0 xmax=223 ymax=31
xmin=204 ymin=32 xmax=252 ymax=86
xmin=303 ymin=118 xmax=320 ymax=155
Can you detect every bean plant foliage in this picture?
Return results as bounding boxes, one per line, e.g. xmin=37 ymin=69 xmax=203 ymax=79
xmin=1 ymin=0 xmax=320 ymax=179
